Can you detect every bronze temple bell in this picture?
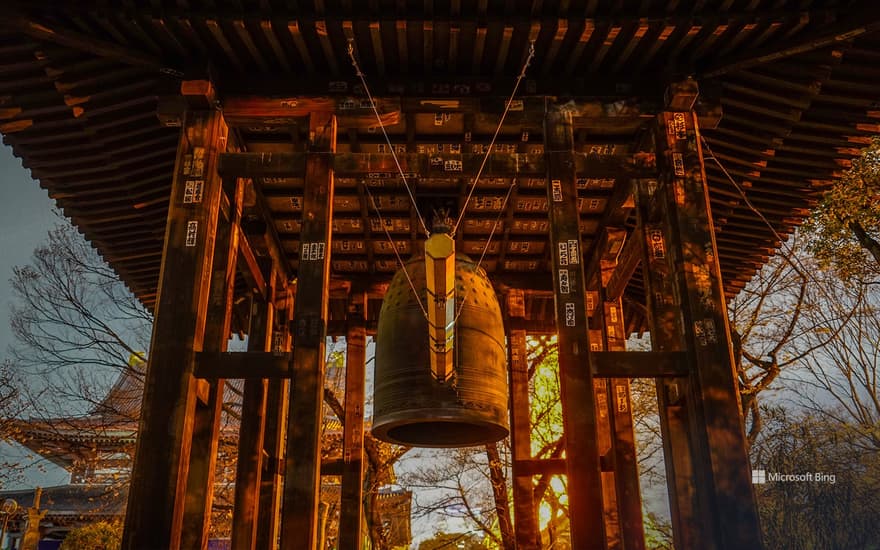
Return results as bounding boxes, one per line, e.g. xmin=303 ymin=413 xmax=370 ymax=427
xmin=372 ymin=232 xmax=510 ymax=447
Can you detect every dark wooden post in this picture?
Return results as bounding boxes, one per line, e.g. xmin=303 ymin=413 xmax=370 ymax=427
xmin=589 ymin=230 xmax=646 ymax=550
xmin=231 ymin=274 xmax=275 ymax=550
xmin=600 ymin=296 xmax=645 ymax=550
xmin=636 ymin=180 xmax=706 ymax=550
xmin=280 ymin=111 xmax=337 ymax=550
xmin=590 ymin=325 xmax=620 ymax=549
xmin=123 ymin=81 xmax=228 ymax=550
xmin=338 ymin=292 xmax=367 ymax=550
xmin=256 ymin=287 xmax=293 ymax=550
xmin=505 ymin=289 xmax=541 ymax=550
xmin=650 ymin=82 xmax=764 ymax=549
xmin=543 ymin=104 xmax=607 ymax=550
xmin=181 ymin=177 xmax=245 ymax=550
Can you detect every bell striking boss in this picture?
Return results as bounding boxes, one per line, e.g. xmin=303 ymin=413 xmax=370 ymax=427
xmin=372 ymin=235 xmax=510 ymax=448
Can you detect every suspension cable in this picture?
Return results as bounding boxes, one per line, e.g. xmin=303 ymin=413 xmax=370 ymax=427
xmin=361 ymin=181 xmax=430 ymax=321
xmin=452 ymin=42 xmax=535 ymax=235
xmin=701 ymin=136 xmax=809 ymax=282
xmin=348 ymin=42 xmax=431 ymax=238
xmin=452 ymin=179 xmax=520 ymax=323
xmin=700 ymin=135 xmax=864 ymax=350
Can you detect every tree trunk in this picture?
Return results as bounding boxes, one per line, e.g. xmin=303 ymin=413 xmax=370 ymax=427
xmin=849 ymin=220 xmax=880 ymax=267
xmin=485 ymin=442 xmax=515 ymax=550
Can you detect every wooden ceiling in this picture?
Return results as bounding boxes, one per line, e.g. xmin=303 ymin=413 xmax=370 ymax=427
xmin=1 ymin=0 xmax=879 ymax=317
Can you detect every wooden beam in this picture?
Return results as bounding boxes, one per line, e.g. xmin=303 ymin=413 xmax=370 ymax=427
xmin=218 ymin=151 xmax=657 ymax=180
xmin=505 ymin=293 xmax=541 ymax=550
xmin=338 ymin=292 xmax=367 ymax=550
xmin=513 ymin=458 xmax=567 ymax=477
xmin=592 ymin=351 xmax=687 ymax=378
xmin=194 ymin=351 xmax=291 ymax=379
xmin=544 ymin=104 xmax=606 ymax=550
xmin=197 ymin=343 xmax=686 ymax=381
xmin=237 ymin=229 xmax=268 ymax=298
xmin=280 ymin=112 xmax=337 ymax=550
xmin=215 ymin=175 xmax=292 ymax=287
xmin=231 ymin=287 xmax=274 ymax=550
xmin=700 ymin=1 xmax=880 ymax=78
xmin=180 ymin=177 xmax=244 ymax=550
xmin=122 ymin=94 xmax=228 ymax=549
xmin=247 ymin=181 xmax=294 ymax=284
xmin=2 ymin=11 xmax=179 ymax=75
xmin=605 ymin=233 xmax=642 ymax=301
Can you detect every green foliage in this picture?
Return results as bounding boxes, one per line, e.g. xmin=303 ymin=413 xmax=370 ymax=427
xmin=60 ymin=521 xmax=122 ymax=550
xmin=804 ymin=136 xmax=880 ymax=279
xmin=528 ymin=337 xmax=563 ymax=457
xmin=642 ymin=511 xmax=674 ymax=550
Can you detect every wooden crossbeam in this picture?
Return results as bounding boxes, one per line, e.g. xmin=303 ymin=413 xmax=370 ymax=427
xmin=593 ymin=351 xmax=687 ymax=378
xmin=513 ymin=458 xmax=567 ymax=477
xmin=513 ymin=454 xmax=618 ymax=477
xmin=605 ymin=233 xmax=642 ymax=301
xmin=220 ymin=91 xmax=722 ymax=128
xmin=194 ymin=350 xmax=687 ymax=380
xmin=218 ymin=151 xmax=657 ymax=179
xmin=242 ymin=181 xmax=294 ymax=284
xmin=222 ymin=95 xmax=663 ymax=122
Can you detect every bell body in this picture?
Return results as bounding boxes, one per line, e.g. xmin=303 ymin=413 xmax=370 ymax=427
xmin=372 ymin=254 xmax=510 ymax=447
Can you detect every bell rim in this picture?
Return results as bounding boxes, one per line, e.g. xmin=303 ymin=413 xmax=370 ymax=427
xmin=371 ymin=410 xmax=509 ymax=448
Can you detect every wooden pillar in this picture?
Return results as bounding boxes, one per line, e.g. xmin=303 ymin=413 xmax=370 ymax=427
xmin=505 ymin=290 xmax=541 ymax=550
xmin=636 ymin=180 xmax=706 ymax=550
xmin=338 ymin=292 xmax=367 ymax=550
xmin=280 ymin=111 xmax=336 ymax=550
xmin=586 ymin=230 xmax=646 ymax=550
xmin=650 ymin=82 xmax=764 ymax=549
xmin=256 ymin=290 xmax=293 ymax=550
xmin=122 ymin=82 xmax=228 ymax=550
xmin=181 ymin=177 xmax=245 ymax=550
xmin=543 ymin=104 xmax=607 ymax=550
xmin=589 ymin=311 xmax=620 ymax=549
xmin=600 ymin=297 xmax=645 ymax=550
xmin=231 ymin=276 xmax=275 ymax=550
